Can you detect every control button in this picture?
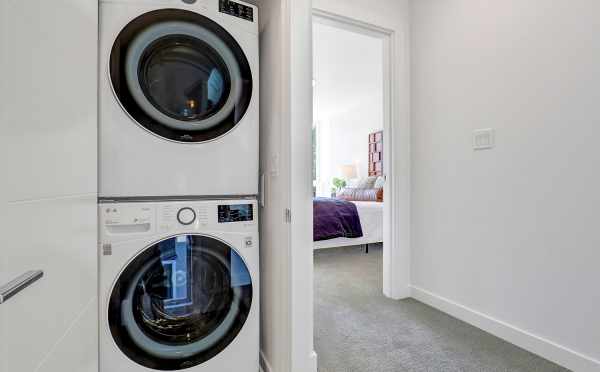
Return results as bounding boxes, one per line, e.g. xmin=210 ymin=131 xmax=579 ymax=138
xmin=177 ymin=207 xmax=196 ymax=226
xmin=244 ymin=237 xmax=253 ymax=247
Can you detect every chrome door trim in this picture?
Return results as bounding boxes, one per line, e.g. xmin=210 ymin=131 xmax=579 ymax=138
xmin=0 ymin=270 xmax=44 ymax=304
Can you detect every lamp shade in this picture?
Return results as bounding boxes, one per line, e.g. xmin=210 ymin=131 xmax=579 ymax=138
xmin=339 ymin=164 xmax=357 ymax=180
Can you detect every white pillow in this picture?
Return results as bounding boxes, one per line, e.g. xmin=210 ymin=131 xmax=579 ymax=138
xmin=346 ymin=178 xmax=360 ymax=188
xmin=374 ymin=176 xmax=386 ymax=189
xmin=355 ymin=176 xmax=377 ymax=189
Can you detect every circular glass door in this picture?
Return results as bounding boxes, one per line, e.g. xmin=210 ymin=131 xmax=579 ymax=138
xmin=110 ymin=9 xmax=253 ymax=143
xmin=108 ymin=235 xmax=253 ymax=370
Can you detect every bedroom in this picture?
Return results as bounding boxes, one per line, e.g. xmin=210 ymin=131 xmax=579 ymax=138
xmin=312 ymin=16 xmax=386 ymax=250
xmin=311 ymin=12 xmax=390 ymax=369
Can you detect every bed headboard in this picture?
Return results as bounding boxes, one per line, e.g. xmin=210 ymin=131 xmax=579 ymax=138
xmin=368 ymin=130 xmax=383 ymax=176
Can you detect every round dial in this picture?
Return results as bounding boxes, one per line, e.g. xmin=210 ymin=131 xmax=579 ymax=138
xmin=177 ymin=207 xmax=196 ymax=225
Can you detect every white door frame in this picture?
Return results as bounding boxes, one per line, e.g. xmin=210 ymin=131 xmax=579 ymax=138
xmin=312 ymin=8 xmax=409 ymax=299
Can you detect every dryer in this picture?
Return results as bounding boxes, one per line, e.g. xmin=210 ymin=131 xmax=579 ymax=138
xmin=99 ymin=0 xmax=259 ymax=198
xmin=99 ymin=199 xmax=259 ymax=371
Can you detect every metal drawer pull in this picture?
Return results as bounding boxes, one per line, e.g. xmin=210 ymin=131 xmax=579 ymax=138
xmin=0 ymin=270 xmax=44 ymax=304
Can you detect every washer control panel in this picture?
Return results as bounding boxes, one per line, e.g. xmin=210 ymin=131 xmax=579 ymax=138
xmin=100 ymin=200 xmax=257 ymax=239
xmin=102 ymin=205 xmax=152 ymax=226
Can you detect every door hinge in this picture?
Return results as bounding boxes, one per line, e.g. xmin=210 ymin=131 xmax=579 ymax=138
xmin=285 ymin=208 xmax=291 ymax=223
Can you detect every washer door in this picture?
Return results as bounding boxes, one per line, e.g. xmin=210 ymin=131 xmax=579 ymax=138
xmin=110 ymin=9 xmax=253 ymax=142
xmin=108 ymin=235 xmax=253 ymax=370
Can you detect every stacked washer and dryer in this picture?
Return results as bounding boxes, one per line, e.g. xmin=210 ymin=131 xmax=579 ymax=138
xmin=98 ymin=1 xmax=260 ymax=371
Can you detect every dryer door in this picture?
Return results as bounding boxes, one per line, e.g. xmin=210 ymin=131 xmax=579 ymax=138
xmin=108 ymin=234 xmax=253 ymax=370
xmin=109 ymin=9 xmax=253 ymax=143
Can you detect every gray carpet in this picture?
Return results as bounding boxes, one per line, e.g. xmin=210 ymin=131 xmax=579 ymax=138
xmin=314 ymin=245 xmax=570 ymax=372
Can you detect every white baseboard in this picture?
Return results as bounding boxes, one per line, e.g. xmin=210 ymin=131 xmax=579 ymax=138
xmin=410 ymin=285 xmax=600 ymax=372
xmin=259 ymin=350 xmax=317 ymax=372
xmin=260 ymin=350 xmax=273 ymax=372
xmin=308 ymin=350 xmax=318 ymax=372
xmin=384 ymin=285 xmax=411 ymax=301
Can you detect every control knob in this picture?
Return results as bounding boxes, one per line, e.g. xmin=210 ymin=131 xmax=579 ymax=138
xmin=177 ymin=207 xmax=196 ymax=226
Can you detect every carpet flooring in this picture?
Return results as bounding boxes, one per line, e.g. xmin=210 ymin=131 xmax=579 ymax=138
xmin=314 ymin=244 xmax=570 ymax=372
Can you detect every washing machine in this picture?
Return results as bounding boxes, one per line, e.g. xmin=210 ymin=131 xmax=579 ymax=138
xmin=99 ymin=199 xmax=259 ymax=371
xmin=99 ymin=0 xmax=259 ymax=198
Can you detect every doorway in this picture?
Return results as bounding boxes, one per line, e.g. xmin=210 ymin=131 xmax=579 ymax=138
xmin=254 ymin=1 xmax=410 ymax=370
xmin=312 ymin=9 xmax=394 ymax=283
xmin=311 ymin=10 xmax=396 ymax=371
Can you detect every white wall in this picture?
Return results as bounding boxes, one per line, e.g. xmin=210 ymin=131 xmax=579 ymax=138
xmin=0 ymin=1 xmax=98 ymax=371
xmin=316 ymin=112 xmax=382 ymax=197
xmin=410 ymin=1 xmax=600 ymax=370
xmin=313 ymin=21 xmax=384 ymax=196
xmin=289 ymin=0 xmax=318 ymax=370
xmin=256 ymin=1 xmax=291 ymax=371
xmin=313 ymin=0 xmax=411 ymax=300
xmin=257 ymin=0 xmax=316 ymax=371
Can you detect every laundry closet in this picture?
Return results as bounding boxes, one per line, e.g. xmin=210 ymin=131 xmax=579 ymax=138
xmin=0 ymin=0 xmax=314 ymax=371
xmin=2 ymin=0 xmax=353 ymax=367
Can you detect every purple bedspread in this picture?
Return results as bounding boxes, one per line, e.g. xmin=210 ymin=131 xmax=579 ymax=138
xmin=313 ymin=197 xmax=363 ymax=241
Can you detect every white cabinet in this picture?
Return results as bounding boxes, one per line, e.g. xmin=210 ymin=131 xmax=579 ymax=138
xmin=0 ymin=1 xmax=98 ymax=371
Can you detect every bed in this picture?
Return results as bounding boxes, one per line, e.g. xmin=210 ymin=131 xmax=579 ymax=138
xmin=314 ymin=130 xmax=385 ymax=250
xmin=313 ymin=198 xmax=383 ymax=250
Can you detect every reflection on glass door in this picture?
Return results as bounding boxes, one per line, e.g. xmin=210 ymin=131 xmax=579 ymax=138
xmin=108 ymin=235 xmax=253 ymax=370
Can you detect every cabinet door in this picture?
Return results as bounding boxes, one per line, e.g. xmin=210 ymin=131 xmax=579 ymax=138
xmin=0 ymin=1 xmax=98 ymax=371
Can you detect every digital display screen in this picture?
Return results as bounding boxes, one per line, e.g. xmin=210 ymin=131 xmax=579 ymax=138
xmin=218 ymin=204 xmax=254 ymax=223
xmin=219 ymin=0 xmax=254 ymax=22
